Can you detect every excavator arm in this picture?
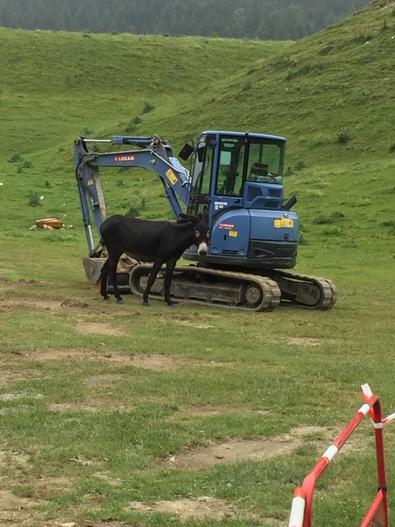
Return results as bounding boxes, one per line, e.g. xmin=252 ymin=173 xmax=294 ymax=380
xmin=73 ymin=135 xmax=191 ymax=256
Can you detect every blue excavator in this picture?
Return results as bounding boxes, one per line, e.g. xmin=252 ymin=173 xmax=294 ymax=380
xmin=73 ymin=131 xmax=336 ymax=311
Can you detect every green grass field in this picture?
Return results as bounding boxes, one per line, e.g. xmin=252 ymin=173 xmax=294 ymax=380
xmin=1 ymin=1 xmax=395 ymax=525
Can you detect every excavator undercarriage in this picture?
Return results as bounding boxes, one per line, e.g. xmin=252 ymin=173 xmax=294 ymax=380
xmin=83 ymin=257 xmax=336 ymax=312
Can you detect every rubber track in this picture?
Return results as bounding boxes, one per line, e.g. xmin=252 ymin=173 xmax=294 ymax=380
xmin=270 ymin=270 xmax=337 ymax=310
xmin=130 ymin=264 xmax=281 ymax=312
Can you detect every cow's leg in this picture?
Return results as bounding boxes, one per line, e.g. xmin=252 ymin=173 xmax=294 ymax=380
xmin=163 ymin=257 xmax=178 ymax=306
xmin=143 ymin=259 xmax=163 ymax=306
xmin=100 ymin=259 xmax=110 ymax=300
xmin=108 ymin=249 xmax=123 ymax=303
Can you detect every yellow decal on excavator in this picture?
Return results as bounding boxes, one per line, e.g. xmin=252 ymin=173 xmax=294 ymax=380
xmin=229 ymin=230 xmax=238 ymax=237
xmin=166 ymin=169 xmax=177 ymax=185
xmin=274 ymin=218 xmax=294 ymax=228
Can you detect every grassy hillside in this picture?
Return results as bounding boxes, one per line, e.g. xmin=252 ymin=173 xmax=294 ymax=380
xmin=0 ymin=28 xmax=288 ymax=233
xmin=1 ymin=2 xmax=395 ymax=526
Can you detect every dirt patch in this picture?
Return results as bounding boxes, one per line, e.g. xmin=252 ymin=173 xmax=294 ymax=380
xmin=0 ymin=366 xmax=41 ymax=386
xmin=0 ymin=450 xmax=31 ymax=469
xmin=0 ymin=299 xmax=63 ymax=311
xmin=32 ymin=476 xmax=73 ymax=499
xmin=49 ymin=401 xmax=134 ymax=413
xmin=0 ymin=391 xmax=44 ymax=401
xmin=288 ymin=337 xmax=322 ymax=347
xmin=94 ymin=472 xmax=121 ymax=487
xmin=173 ymin=320 xmax=214 ymax=329
xmin=0 ymin=489 xmax=36 ymax=524
xmin=83 ymin=373 xmax=123 ymax=387
xmin=26 ymin=349 xmax=183 ymax=370
xmin=75 ymin=322 xmax=126 ymax=337
xmin=172 ymin=405 xmax=269 ymax=418
xmin=128 ymin=496 xmax=238 ymax=521
xmin=164 ymin=426 xmax=326 ymax=470
xmin=126 ymin=354 xmax=184 ymax=370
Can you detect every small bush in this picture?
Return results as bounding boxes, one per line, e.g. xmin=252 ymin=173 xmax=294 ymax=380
xmin=381 ymin=220 xmax=395 ymax=234
xmin=132 ymin=115 xmax=142 ymax=125
xmin=337 ymin=129 xmax=351 ymax=144
xmin=321 ymin=226 xmax=342 ymax=236
xmin=313 ymin=211 xmax=345 ymax=225
xmin=22 ymin=160 xmax=32 ymax=169
xmin=284 ymin=166 xmax=293 ymax=177
xmin=142 ymin=100 xmax=155 ymax=114
xmin=116 ymin=179 xmax=125 ymax=187
xmin=124 ymin=122 xmax=137 ymax=133
xmin=241 ymin=80 xmax=251 ymax=92
xmin=294 ymin=160 xmax=305 ymax=171
xmin=8 ymin=153 xmax=22 ymax=163
xmin=81 ymin=127 xmax=94 ymax=136
xmin=125 ymin=197 xmax=146 ymax=217
xmin=27 ymin=191 xmax=41 ymax=207
xmin=44 ymin=180 xmax=52 ymax=188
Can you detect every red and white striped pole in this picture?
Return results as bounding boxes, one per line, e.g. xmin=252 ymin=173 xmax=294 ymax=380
xmin=288 ymin=384 xmax=391 ymax=527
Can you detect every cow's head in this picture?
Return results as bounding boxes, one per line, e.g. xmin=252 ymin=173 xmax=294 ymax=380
xmin=178 ymin=212 xmax=209 ymax=256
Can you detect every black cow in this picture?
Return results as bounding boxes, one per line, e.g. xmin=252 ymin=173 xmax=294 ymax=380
xmin=99 ymin=213 xmax=209 ymax=305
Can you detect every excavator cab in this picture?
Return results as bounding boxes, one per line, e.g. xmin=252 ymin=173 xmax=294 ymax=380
xmin=184 ymin=131 xmax=298 ymax=269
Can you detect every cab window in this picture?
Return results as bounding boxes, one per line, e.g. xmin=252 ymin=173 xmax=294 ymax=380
xmin=215 ymin=138 xmax=245 ymax=196
xmin=247 ymin=143 xmax=282 ymax=184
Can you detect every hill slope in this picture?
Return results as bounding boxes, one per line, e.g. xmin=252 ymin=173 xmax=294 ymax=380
xmin=0 ymin=0 xmax=394 ymax=258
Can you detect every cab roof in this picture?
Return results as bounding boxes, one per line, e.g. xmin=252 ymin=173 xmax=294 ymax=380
xmin=201 ymin=130 xmax=287 ymax=143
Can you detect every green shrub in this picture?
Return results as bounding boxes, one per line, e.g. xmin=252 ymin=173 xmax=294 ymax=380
xmin=313 ymin=211 xmax=345 ymax=225
xmin=27 ymin=191 xmax=41 ymax=207
xmin=381 ymin=220 xmax=395 ymax=234
xmin=294 ymin=160 xmax=305 ymax=171
xmin=125 ymin=197 xmax=146 ymax=217
xmin=132 ymin=115 xmax=142 ymax=125
xmin=321 ymin=226 xmax=342 ymax=236
xmin=124 ymin=122 xmax=137 ymax=133
xmin=142 ymin=100 xmax=155 ymax=114
xmin=8 ymin=153 xmax=22 ymax=163
xmin=337 ymin=129 xmax=351 ymax=144
xmin=81 ymin=127 xmax=94 ymax=136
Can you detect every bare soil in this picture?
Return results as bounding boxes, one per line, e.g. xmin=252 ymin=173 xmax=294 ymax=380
xmin=287 ymin=337 xmax=322 ymax=347
xmin=171 ymin=404 xmax=269 ymax=418
xmin=164 ymin=426 xmax=326 ymax=470
xmin=128 ymin=496 xmax=240 ymax=521
xmin=25 ymin=349 xmax=184 ymax=370
xmin=75 ymin=322 xmax=126 ymax=337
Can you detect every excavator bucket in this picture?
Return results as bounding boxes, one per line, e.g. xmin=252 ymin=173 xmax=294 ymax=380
xmin=82 ymin=257 xmax=106 ymax=283
xmin=82 ymin=255 xmax=138 ymax=296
